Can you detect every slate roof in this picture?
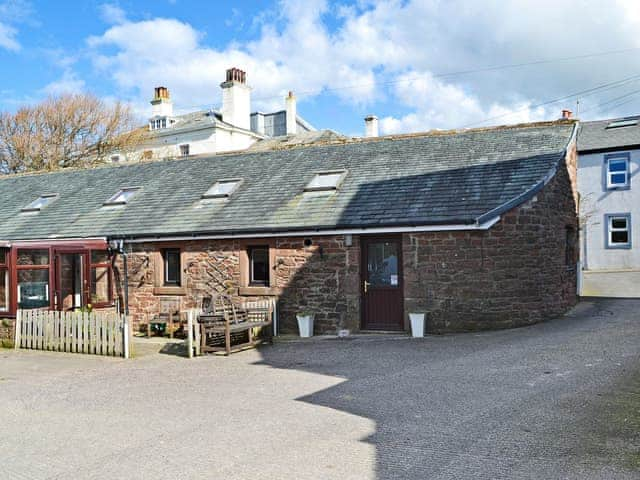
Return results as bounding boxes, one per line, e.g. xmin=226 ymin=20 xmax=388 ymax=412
xmin=577 ymin=115 xmax=640 ymax=152
xmin=0 ymin=121 xmax=575 ymax=241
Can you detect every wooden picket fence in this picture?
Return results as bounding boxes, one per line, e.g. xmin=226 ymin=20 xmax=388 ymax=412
xmin=15 ymin=309 xmax=131 ymax=358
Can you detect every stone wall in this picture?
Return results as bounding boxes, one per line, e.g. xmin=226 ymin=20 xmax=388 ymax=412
xmin=114 ymin=152 xmax=578 ymax=335
xmin=115 ymin=235 xmax=360 ymax=335
xmin=403 ymin=154 xmax=578 ymax=332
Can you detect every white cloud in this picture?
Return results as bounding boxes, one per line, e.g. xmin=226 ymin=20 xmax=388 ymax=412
xmin=41 ymin=70 xmax=86 ymax=95
xmin=0 ymin=22 xmax=20 ymax=51
xmin=99 ymin=3 xmax=127 ymax=25
xmin=81 ymin=0 xmax=640 ymax=133
xmin=0 ymin=0 xmax=33 ymax=51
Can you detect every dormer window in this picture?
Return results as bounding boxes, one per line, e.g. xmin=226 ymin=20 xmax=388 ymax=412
xmin=202 ymin=179 xmax=242 ymax=199
xmin=21 ymin=194 xmax=58 ymax=212
xmin=149 ymin=117 xmax=168 ymax=130
xmin=304 ymin=170 xmax=347 ymax=192
xmin=104 ymin=187 xmax=140 ymax=206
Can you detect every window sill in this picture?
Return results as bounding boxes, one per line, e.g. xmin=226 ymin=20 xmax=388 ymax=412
xmin=153 ymin=286 xmax=187 ymax=296
xmin=238 ymin=286 xmax=279 ymax=296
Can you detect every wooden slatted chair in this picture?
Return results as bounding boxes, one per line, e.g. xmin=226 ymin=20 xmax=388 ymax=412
xmin=199 ymin=293 xmax=273 ymax=355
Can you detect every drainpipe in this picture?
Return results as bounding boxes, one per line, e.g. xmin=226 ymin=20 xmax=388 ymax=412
xmin=122 ymin=248 xmax=129 ymax=316
xmin=109 ymin=239 xmax=129 ymax=315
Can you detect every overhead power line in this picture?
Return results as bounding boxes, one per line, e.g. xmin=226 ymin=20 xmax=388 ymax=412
xmin=171 ymin=46 xmax=640 ymax=112
xmin=458 ymin=73 xmax=640 ymax=128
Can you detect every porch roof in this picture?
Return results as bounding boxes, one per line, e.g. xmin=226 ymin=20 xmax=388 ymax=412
xmin=0 ymin=121 xmax=576 ymax=241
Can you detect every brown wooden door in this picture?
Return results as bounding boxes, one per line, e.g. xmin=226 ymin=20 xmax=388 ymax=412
xmin=54 ymin=251 xmax=89 ymax=311
xmin=361 ymin=236 xmax=404 ymax=330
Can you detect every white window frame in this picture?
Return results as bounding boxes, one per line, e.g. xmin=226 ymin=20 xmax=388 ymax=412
xmin=104 ymin=187 xmax=141 ymax=206
xmin=605 ymin=213 xmax=632 ymax=249
xmin=304 ymin=170 xmax=347 ymax=192
xmin=605 ymin=154 xmax=630 ymax=189
xmin=21 ymin=194 xmax=59 ymax=212
xmin=202 ymin=179 xmax=242 ymax=199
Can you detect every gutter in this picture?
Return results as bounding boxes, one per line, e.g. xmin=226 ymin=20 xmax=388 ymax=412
xmin=119 ymin=218 xmax=501 ymax=244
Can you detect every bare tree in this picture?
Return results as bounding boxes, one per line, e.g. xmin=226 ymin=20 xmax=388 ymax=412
xmin=0 ymin=93 xmax=145 ymax=174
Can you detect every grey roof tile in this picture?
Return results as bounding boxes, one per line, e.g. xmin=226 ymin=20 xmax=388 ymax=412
xmin=578 ymin=116 xmax=640 ymax=152
xmin=0 ymin=122 xmax=575 ymax=241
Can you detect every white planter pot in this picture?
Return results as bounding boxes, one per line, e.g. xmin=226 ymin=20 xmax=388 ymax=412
xmin=409 ymin=313 xmax=425 ymax=338
xmin=296 ymin=315 xmax=314 ymax=338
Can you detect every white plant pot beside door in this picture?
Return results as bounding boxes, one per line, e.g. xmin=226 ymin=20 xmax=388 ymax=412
xmin=409 ymin=313 xmax=425 ymax=338
xmin=296 ymin=314 xmax=314 ymax=338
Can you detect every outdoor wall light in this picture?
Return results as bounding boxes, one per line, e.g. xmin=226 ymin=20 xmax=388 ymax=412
xmin=344 ymin=234 xmax=353 ymax=247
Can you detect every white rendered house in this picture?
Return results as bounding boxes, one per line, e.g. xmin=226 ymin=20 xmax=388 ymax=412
xmin=111 ymin=68 xmax=314 ymax=163
xmin=577 ymin=116 xmax=640 ymax=297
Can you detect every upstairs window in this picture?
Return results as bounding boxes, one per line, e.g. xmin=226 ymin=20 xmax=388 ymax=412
xmin=605 ymin=214 xmax=631 ymax=249
xmin=150 ymin=117 xmax=167 ymax=130
xmin=180 ymin=144 xmax=190 ymax=157
xmin=202 ymin=179 xmax=242 ymax=199
xmin=110 ymin=155 xmax=121 ymax=163
xmin=304 ymin=170 xmax=347 ymax=193
xmin=104 ymin=187 xmax=140 ymax=206
xmin=605 ymin=154 xmax=630 ymax=189
xmin=21 ymin=194 xmax=58 ymax=212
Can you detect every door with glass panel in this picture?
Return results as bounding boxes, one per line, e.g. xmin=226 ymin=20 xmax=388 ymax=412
xmin=54 ymin=251 xmax=89 ymax=311
xmin=361 ymin=236 xmax=404 ymax=330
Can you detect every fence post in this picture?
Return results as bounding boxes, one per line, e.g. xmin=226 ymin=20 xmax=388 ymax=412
xmin=123 ymin=315 xmax=130 ymax=359
xmin=187 ymin=309 xmax=194 ymax=359
xmin=14 ymin=310 xmax=21 ymax=349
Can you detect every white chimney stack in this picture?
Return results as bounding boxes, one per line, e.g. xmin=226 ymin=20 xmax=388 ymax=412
xmin=150 ymin=86 xmax=173 ymax=117
xmin=364 ymin=115 xmax=379 ymax=138
xmin=286 ymin=91 xmax=297 ymax=136
xmin=220 ymin=68 xmax=251 ymax=130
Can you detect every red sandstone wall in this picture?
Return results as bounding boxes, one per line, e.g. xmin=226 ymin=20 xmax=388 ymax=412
xmin=114 ymin=149 xmax=578 ymax=335
xmin=403 ymin=154 xmax=578 ymax=332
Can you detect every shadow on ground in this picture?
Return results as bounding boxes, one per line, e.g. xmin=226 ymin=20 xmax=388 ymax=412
xmin=253 ymin=299 xmax=640 ymax=479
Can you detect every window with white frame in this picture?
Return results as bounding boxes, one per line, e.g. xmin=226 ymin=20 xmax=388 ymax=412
xmin=606 ymin=214 xmax=631 ymax=249
xmin=21 ymin=194 xmax=58 ymax=212
xmin=304 ymin=170 xmax=347 ymax=192
xmin=149 ymin=117 xmax=167 ymax=130
xmin=605 ymin=154 xmax=630 ymax=189
xmin=104 ymin=187 xmax=141 ymax=206
xmin=202 ymin=179 xmax=242 ymax=199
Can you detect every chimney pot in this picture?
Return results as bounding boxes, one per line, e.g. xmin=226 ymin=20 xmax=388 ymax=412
xmin=364 ymin=115 xmax=379 ymax=138
xmin=150 ymin=86 xmax=173 ymax=118
xmin=561 ymin=109 xmax=573 ymax=120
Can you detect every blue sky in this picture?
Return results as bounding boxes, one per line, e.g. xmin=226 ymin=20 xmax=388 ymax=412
xmin=3 ymin=1 xmax=640 ymax=135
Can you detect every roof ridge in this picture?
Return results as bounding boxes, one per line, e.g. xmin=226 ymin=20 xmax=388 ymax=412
xmin=0 ymin=119 xmax=575 ymax=180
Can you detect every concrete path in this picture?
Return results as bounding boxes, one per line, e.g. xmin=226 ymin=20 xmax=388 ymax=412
xmin=1 ymin=298 xmax=639 ymax=479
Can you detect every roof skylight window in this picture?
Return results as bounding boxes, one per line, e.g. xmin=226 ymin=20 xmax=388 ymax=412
xmin=606 ymin=119 xmax=638 ymax=129
xmin=21 ymin=194 xmax=58 ymax=212
xmin=104 ymin=187 xmax=140 ymax=206
xmin=202 ymin=179 xmax=242 ymax=199
xmin=304 ymin=170 xmax=347 ymax=192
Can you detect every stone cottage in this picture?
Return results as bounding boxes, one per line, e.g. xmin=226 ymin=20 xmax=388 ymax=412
xmin=0 ymin=120 xmax=578 ymax=335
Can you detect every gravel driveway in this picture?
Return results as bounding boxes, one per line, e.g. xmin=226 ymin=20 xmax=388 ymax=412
xmin=1 ymin=298 xmax=639 ymax=479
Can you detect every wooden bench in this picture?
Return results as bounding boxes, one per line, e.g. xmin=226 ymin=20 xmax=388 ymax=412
xmin=199 ymin=294 xmax=273 ymax=355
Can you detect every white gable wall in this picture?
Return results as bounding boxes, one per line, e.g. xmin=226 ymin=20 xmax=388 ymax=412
xmin=578 ymin=148 xmax=640 ymax=297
